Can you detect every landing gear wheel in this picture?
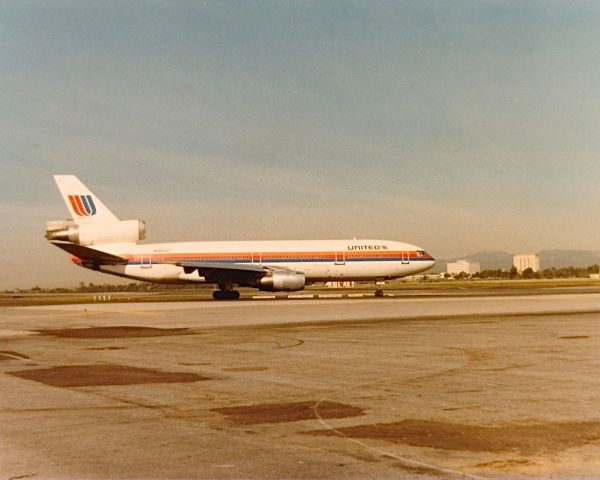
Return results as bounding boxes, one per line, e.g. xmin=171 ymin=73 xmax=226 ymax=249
xmin=213 ymin=290 xmax=240 ymax=300
xmin=375 ymin=289 xmax=384 ymax=298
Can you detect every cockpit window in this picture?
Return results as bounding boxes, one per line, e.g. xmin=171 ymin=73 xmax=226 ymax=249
xmin=416 ymin=250 xmax=425 ymax=257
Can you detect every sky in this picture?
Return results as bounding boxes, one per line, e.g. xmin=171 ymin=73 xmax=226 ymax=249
xmin=2 ymin=0 xmax=600 ymax=289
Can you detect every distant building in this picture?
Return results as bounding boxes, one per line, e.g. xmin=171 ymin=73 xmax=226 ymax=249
xmin=513 ymin=253 xmax=540 ymax=273
xmin=447 ymin=260 xmax=481 ymax=276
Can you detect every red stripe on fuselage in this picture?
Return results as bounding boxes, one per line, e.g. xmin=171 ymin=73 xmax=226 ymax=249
xmin=120 ymin=250 xmax=433 ymax=263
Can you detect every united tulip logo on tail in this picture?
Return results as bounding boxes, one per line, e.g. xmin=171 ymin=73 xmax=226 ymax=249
xmin=68 ymin=194 xmax=97 ymax=216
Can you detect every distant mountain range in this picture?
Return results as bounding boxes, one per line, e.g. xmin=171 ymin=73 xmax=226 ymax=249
xmin=429 ymin=250 xmax=600 ymax=273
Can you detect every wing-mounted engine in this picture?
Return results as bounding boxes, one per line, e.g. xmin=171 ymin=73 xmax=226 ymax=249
xmin=178 ymin=261 xmax=306 ymax=292
xmin=46 ymin=219 xmax=146 ymax=246
xmin=258 ymin=270 xmax=305 ymax=292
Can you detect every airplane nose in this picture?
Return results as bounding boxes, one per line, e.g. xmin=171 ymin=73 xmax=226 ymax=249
xmin=423 ymin=251 xmax=436 ymax=269
xmin=414 ymin=249 xmax=436 ymax=272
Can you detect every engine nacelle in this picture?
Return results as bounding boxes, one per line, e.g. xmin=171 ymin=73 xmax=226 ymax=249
xmin=46 ymin=219 xmax=146 ymax=246
xmin=259 ymin=271 xmax=305 ymax=292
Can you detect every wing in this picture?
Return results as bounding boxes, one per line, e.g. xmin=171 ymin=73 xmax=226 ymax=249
xmin=177 ymin=261 xmax=298 ymax=287
xmin=179 ymin=261 xmax=266 ymax=274
xmin=51 ymin=241 xmax=128 ymax=265
xmin=178 ymin=261 xmax=266 ymax=286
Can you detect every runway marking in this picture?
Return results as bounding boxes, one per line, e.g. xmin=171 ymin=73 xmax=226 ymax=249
xmin=313 ymin=393 xmax=488 ymax=480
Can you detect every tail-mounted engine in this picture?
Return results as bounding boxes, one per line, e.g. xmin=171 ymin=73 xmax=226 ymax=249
xmin=259 ymin=270 xmax=305 ymax=292
xmin=46 ymin=219 xmax=146 ymax=246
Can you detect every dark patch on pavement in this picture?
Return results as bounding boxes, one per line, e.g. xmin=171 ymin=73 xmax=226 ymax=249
xmin=394 ymin=463 xmax=445 ymax=476
xmin=222 ymin=367 xmax=268 ymax=372
xmin=85 ymin=346 xmax=127 ymax=350
xmin=213 ymin=401 xmax=364 ymax=425
xmin=8 ymin=364 xmax=209 ymax=387
xmin=442 ymin=405 xmax=480 ymax=411
xmin=308 ymin=419 xmax=600 ymax=454
xmin=560 ymin=335 xmax=589 ymax=339
xmin=36 ymin=326 xmax=192 ymax=338
xmin=0 ymin=351 xmax=30 ymax=361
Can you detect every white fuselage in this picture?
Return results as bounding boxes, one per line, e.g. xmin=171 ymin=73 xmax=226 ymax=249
xmin=76 ymin=239 xmax=436 ymax=285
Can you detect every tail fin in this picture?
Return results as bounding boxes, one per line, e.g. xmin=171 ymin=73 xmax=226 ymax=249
xmin=54 ymin=175 xmax=119 ymax=224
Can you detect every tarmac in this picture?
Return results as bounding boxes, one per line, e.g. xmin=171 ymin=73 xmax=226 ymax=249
xmin=1 ymin=291 xmax=600 ymax=479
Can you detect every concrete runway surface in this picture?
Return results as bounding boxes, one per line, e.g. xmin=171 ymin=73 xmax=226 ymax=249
xmin=1 ymin=292 xmax=599 ymax=479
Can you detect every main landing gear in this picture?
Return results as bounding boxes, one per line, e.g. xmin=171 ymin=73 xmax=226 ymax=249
xmin=213 ymin=284 xmax=240 ymax=300
xmin=374 ymin=281 xmax=385 ymax=298
xmin=213 ymin=290 xmax=240 ymax=300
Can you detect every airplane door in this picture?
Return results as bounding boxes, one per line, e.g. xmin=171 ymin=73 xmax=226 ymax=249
xmin=401 ymin=251 xmax=410 ymax=264
xmin=335 ymin=251 xmax=346 ymax=265
xmin=141 ymin=254 xmax=152 ymax=269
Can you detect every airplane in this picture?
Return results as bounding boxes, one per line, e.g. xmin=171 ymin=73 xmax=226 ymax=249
xmin=46 ymin=175 xmax=436 ymax=299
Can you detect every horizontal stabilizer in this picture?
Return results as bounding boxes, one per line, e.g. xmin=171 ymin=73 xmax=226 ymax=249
xmin=51 ymin=242 xmax=128 ymax=265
